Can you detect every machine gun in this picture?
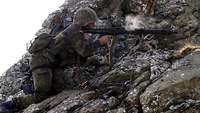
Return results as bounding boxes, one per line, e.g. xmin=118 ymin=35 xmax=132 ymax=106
xmin=81 ymin=26 xmax=177 ymax=69
xmin=81 ymin=26 xmax=177 ymax=35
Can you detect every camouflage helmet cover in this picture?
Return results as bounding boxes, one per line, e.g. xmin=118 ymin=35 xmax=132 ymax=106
xmin=73 ymin=7 xmax=98 ymax=26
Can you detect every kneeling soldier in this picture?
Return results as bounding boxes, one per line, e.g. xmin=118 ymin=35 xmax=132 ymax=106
xmin=0 ymin=7 xmax=109 ymax=113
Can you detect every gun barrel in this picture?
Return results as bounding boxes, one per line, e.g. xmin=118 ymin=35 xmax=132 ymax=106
xmin=81 ymin=27 xmax=177 ymax=35
xmin=129 ymin=29 xmax=177 ymax=35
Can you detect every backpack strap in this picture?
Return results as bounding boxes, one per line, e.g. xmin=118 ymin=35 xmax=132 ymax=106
xmin=28 ymin=33 xmax=54 ymax=54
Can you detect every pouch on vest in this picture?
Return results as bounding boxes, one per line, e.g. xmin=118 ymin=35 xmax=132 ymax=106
xmin=28 ymin=33 xmax=54 ymax=53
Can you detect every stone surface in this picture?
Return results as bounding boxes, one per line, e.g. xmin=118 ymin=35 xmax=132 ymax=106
xmin=156 ymin=0 xmax=200 ymax=43
xmin=23 ymin=90 xmax=96 ymax=113
xmin=140 ymin=51 xmax=200 ymax=113
xmin=106 ymin=96 xmax=120 ymax=109
xmin=106 ymin=108 xmax=127 ymax=113
xmin=92 ymin=50 xmax=172 ymax=88
xmin=0 ymin=53 xmax=31 ymax=101
xmin=0 ymin=0 xmax=200 ymax=113
xmin=78 ymin=99 xmax=109 ymax=113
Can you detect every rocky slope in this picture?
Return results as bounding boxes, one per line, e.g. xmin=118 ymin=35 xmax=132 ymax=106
xmin=1 ymin=0 xmax=200 ymax=113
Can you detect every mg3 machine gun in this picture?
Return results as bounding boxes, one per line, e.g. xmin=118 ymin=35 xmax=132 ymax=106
xmin=81 ymin=26 xmax=177 ymax=69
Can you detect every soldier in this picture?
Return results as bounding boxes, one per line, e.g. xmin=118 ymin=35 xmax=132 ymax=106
xmin=0 ymin=7 xmax=109 ymax=113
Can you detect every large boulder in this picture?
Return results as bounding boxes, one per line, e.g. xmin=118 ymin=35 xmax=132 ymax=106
xmin=158 ymin=0 xmax=200 ymax=43
xmin=92 ymin=50 xmax=173 ymax=88
xmin=140 ymin=51 xmax=200 ymax=113
xmin=23 ymin=90 xmax=123 ymax=113
xmin=23 ymin=90 xmax=97 ymax=113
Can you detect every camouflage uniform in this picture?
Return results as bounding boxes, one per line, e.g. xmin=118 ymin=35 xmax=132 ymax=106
xmin=12 ymin=8 xmax=100 ymax=109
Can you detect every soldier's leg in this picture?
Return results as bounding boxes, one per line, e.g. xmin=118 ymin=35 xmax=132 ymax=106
xmin=11 ymin=68 xmax=53 ymax=110
xmin=51 ymin=68 xmax=66 ymax=94
xmin=0 ymin=45 xmax=56 ymax=112
xmin=31 ymin=50 xmax=54 ymax=102
xmin=12 ymin=51 xmax=54 ymax=109
xmin=32 ymin=68 xmax=53 ymax=102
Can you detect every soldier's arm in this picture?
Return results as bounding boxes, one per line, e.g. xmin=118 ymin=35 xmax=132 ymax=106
xmin=53 ymin=25 xmax=108 ymax=57
xmin=70 ymin=31 xmax=109 ymax=57
xmin=71 ymin=35 xmax=102 ymax=57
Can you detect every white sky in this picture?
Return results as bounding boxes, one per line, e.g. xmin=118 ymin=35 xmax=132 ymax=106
xmin=0 ymin=0 xmax=65 ymax=75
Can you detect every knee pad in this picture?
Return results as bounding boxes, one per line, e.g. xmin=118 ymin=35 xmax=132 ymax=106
xmin=30 ymin=52 xmax=53 ymax=71
xmin=32 ymin=68 xmax=53 ymax=93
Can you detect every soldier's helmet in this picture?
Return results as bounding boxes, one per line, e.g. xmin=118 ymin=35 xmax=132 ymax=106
xmin=73 ymin=7 xmax=98 ymax=26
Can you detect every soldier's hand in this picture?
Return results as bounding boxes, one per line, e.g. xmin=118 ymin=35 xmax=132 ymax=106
xmin=99 ymin=35 xmax=111 ymax=45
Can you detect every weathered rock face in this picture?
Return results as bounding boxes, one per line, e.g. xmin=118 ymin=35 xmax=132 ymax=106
xmin=18 ymin=51 xmax=200 ymax=113
xmin=1 ymin=0 xmax=200 ymax=113
xmin=158 ymin=0 xmax=200 ymax=43
xmin=92 ymin=50 xmax=172 ymax=88
xmin=0 ymin=53 xmax=31 ymax=102
xmin=123 ymin=0 xmax=200 ymax=48
xmin=106 ymin=108 xmax=127 ymax=113
xmin=140 ymin=51 xmax=200 ymax=113
xmin=23 ymin=90 xmax=97 ymax=113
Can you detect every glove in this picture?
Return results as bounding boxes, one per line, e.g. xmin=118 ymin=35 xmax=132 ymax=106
xmin=99 ymin=35 xmax=111 ymax=45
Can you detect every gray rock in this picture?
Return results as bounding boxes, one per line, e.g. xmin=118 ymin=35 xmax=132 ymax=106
xmin=165 ymin=99 xmax=200 ymax=113
xmin=78 ymin=99 xmax=109 ymax=113
xmin=36 ymin=10 xmax=65 ymax=36
xmin=121 ymin=0 xmax=146 ymax=15
xmin=127 ymin=107 xmax=139 ymax=113
xmin=172 ymin=50 xmax=200 ymax=69
xmin=106 ymin=96 xmax=120 ymax=109
xmin=23 ymin=90 xmax=97 ymax=113
xmin=1 ymin=0 xmax=200 ymax=113
xmin=162 ymin=0 xmax=200 ymax=42
xmin=140 ymin=51 xmax=200 ymax=113
xmin=131 ymin=71 xmax=151 ymax=88
xmin=156 ymin=0 xmax=187 ymax=19
xmin=92 ymin=50 xmax=172 ymax=89
xmin=62 ymin=66 xmax=96 ymax=90
xmin=106 ymin=107 xmax=127 ymax=113
xmin=47 ymin=91 xmax=96 ymax=113
xmin=126 ymin=80 xmax=151 ymax=108
xmin=0 ymin=53 xmax=31 ymax=100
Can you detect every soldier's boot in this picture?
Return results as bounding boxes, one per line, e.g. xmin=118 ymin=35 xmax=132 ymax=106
xmin=9 ymin=92 xmax=49 ymax=112
xmin=0 ymin=85 xmax=35 ymax=113
xmin=1 ymin=68 xmax=54 ymax=112
xmin=12 ymin=94 xmax=37 ymax=110
xmin=0 ymin=92 xmax=51 ymax=113
xmin=0 ymin=86 xmax=36 ymax=113
xmin=0 ymin=101 xmax=14 ymax=113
